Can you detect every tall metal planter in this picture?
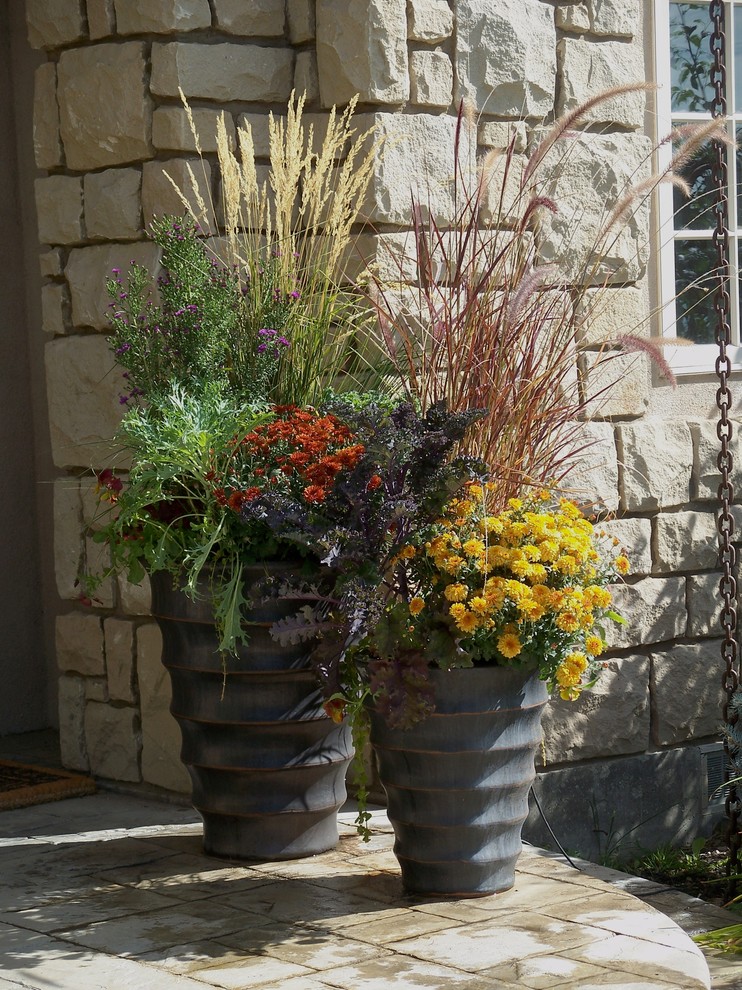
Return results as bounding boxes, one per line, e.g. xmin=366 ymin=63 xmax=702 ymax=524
xmin=369 ymin=665 xmax=548 ymax=897
xmin=151 ymin=565 xmax=353 ymax=861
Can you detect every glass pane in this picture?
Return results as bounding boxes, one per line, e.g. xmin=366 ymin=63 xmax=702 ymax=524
xmin=674 ymin=239 xmax=719 ymax=343
xmin=673 ymin=128 xmax=716 ymax=229
xmin=670 ymin=3 xmax=714 ymax=113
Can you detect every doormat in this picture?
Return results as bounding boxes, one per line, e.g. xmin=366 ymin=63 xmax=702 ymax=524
xmin=0 ymin=760 xmax=96 ymax=810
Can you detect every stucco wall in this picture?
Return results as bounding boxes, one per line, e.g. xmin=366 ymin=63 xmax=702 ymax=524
xmin=23 ymin=0 xmax=735 ymax=857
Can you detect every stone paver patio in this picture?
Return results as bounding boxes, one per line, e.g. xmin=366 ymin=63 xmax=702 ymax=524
xmin=2 ymin=790 xmax=736 ymax=989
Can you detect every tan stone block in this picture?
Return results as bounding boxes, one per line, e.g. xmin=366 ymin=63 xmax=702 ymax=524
xmin=534 ymin=131 xmax=651 ymax=285
xmin=65 ymin=241 xmax=160 ymax=330
xmin=58 ymin=43 xmax=152 ymax=170
xmin=478 ymin=120 xmax=527 ymax=153
xmin=409 ymin=51 xmax=453 ymax=108
xmin=84 ymin=702 xmax=140 ymax=781
xmin=84 ymin=168 xmax=142 ymax=241
xmin=456 ymin=0 xmax=555 ymax=117
xmin=357 ymin=112 xmax=473 ymax=225
xmin=35 ymin=176 xmax=83 ymax=245
xmin=26 ymin=0 xmax=86 ymax=48
xmin=39 ymin=248 xmax=63 ymax=279
xmin=560 ymin=421 xmax=619 ymax=512
xmin=651 ymin=642 xmax=725 ymax=745
xmin=407 ymin=0 xmax=453 ymax=41
xmin=86 ymin=0 xmax=115 ymax=39
xmin=618 ymin=419 xmax=693 ymax=511
xmin=54 ymin=477 xmax=83 ymax=599
xmin=45 ymin=335 xmax=125 ymax=469
xmin=588 ymin=0 xmax=640 ymax=37
xmin=580 ymin=350 xmax=649 ymax=419
xmin=294 ymin=51 xmax=319 ymax=105
xmin=654 ymin=510 xmax=719 ymax=573
xmin=316 ymin=0 xmax=408 ymax=107
xmin=287 ymin=0 xmax=315 ymax=43
xmin=58 ymin=675 xmax=90 ymax=771
xmin=33 ymin=63 xmax=62 ymax=169
xmin=601 ymin=516 xmax=652 ymax=576
xmin=104 ymin=618 xmax=135 ymax=702
xmin=56 ymin=611 xmax=104 ymax=676
xmin=141 ymin=158 xmax=214 ymax=230
xmin=575 ymin=284 xmax=650 ymax=346
xmin=555 ymin=2 xmax=590 ymax=31
xmin=213 ymin=0 xmax=285 ymax=35
xmin=478 ymin=152 xmax=527 ymax=225
xmin=114 ymin=0 xmax=211 ymax=33
xmin=557 ymin=37 xmax=646 ymax=129
xmin=541 ymin=656 xmax=650 ymax=762
xmin=687 ymin=572 xmax=723 ymax=638
xmin=119 ymin=573 xmax=152 ymax=615
xmin=692 ymin=418 xmax=742 ymax=501
xmin=607 ymin=576 xmax=686 ymax=650
xmin=151 ymin=42 xmax=294 ymax=103
xmin=85 ymin=678 xmax=108 ymax=702
xmin=85 ymin=534 xmax=116 ymax=607
xmin=41 ymin=283 xmax=67 ymax=336
xmin=236 ymin=112 xmax=339 ymax=160
xmin=152 ymin=107 xmax=235 ymax=154
xmin=137 ymin=623 xmax=191 ymax=793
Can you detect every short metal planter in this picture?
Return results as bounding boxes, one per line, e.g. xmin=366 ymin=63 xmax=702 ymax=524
xmin=151 ymin=565 xmax=353 ymax=861
xmin=369 ymin=664 xmax=548 ymax=897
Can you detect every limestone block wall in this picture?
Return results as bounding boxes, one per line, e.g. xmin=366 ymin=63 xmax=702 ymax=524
xmin=25 ymin=0 xmax=734 ymax=850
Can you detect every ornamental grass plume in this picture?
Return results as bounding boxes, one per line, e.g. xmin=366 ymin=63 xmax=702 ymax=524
xmin=166 ymin=90 xmax=383 ymax=407
xmin=364 ymin=88 xmax=730 ymax=508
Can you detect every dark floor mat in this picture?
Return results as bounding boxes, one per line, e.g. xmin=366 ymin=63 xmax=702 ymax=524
xmin=0 ymin=759 xmax=95 ymax=810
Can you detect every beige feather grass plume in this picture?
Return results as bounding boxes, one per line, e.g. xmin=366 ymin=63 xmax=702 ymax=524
xmin=163 ymin=89 xmax=383 ymax=406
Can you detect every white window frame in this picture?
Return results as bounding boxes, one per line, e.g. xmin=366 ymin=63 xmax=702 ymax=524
xmin=654 ymin=0 xmax=742 ymax=375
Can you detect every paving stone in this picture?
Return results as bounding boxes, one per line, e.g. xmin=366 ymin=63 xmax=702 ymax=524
xmin=57 ymin=899 xmax=249 ymax=956
xmin=563 ymin=932 xmax=709 ymax=988
xmin=484 ymin=953 xmax=613 ymax=989
xmin=394 ymin=912 xmax=615 ymax=971
xmin=0 ymin=885 xmax=176 ymax=935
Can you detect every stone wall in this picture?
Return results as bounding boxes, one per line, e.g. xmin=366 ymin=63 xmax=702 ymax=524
xmin=26 ymin=0 xmax=734 ymax=854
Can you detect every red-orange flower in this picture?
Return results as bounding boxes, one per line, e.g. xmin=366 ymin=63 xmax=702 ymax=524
xmin=303 ymin=485 xmax=327 ymax=503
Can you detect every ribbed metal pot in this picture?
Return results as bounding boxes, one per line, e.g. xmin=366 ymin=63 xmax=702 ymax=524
xmin=369 ymin=665 xmax=548 ymax=897
xmin=150 ymin=564 xmax=353 ymax=861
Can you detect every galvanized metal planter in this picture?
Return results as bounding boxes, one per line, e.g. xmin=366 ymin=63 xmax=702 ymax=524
xmin=151 ymin=565 xmax=353 ymax=861
xmin=369 ymin=664 xmax=548 ymax=897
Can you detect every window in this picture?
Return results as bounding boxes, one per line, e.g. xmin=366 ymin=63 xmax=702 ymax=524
xmin=655 ymin=0 xmax=742 ymax=374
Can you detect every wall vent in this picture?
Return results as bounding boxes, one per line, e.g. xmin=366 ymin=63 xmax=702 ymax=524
xmin=700 ymin=743 xmax=729 ymax=805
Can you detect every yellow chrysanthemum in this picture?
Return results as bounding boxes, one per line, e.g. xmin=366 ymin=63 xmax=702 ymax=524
xmin=455 ymin=610 xmax=479 ymax=634
xmin=556 ymin=611 xmax=580 ymax=633
xmin=469 ymin=596 xmax=490 ymax=616
xmin=497 ymin=631 xmax=522 ymax=658
xmin=449 ymin=602 xmax=467 ymax=620
xmin=398 ymin=544 xmax=417 ymax=560
xmin=585 ymin=586 xmax=611 ymax=608
xmin=444 ymin=583 xmax=469 ymax=602
xmin=559 ymin=685 xmax=581 ymax=701
xmin=564 ymin=651 xmax=588 ymax=672
xmin=585 ymin=635 xmax=604 ymax=656
xmin=463 ymin=538 xmax=486 ymax=558
xmin=615 ymin=554 xmax=630 ymax=575
xmin=408 ymin=596 xmax=425 ymax=616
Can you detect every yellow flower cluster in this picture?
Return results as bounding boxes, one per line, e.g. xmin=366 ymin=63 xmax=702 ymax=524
xmin=407 ymin=485 xmax=626 ymax=701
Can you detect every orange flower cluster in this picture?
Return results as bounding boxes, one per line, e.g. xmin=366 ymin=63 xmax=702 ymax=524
xmin=216 ymin=405 xmax=365 ymax=509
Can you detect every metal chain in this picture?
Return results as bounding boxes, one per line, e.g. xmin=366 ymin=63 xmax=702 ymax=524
xmin=709 ymin=0 xmax=741 ymax=901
